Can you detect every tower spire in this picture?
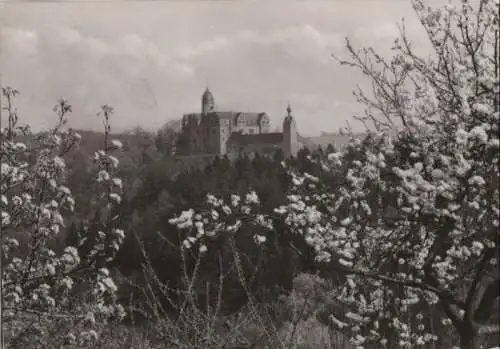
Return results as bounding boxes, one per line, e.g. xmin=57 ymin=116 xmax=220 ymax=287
xmin=201 ymin=85 xmax=215 ymax=114
xmin=282 ymin=100 xmax=297 ymax=158
xmin=286 ymin=102 xmax=292 ymax=117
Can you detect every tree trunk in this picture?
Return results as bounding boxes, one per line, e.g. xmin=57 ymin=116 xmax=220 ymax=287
xmin=458 ymin=324 xmax=481 ymax=349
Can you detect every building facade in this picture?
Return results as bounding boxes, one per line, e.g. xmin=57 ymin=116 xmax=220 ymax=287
xmin=175 ymin=88 xmax=299 ymax=158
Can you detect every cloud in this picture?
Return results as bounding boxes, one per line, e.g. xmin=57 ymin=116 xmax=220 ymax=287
xmin=0 ymin=1 xmax=433 ymax=135
xmin=177 ymin=25 xmax=344 ymax=120
xmin=2 ymin=22 xmax=348 ymax=133
xmin=1 ymin=27 xmax=38 ymax=56
xmin=179 ymin=35 xmax=230 ymax=59
xmin=180 ymin=25 xmax=341 ymax=63
xmin=1 ymin=25 xmax=199 ymax=130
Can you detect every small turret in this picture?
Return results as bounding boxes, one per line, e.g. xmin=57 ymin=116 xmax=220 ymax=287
xmin=201 ymin=88 xmax=215 ymax=114
xmin=282 ymin=103 xmax=298 ymax=158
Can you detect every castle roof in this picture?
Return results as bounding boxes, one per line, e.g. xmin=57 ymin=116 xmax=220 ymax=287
xmin=182 ymin=111 xmax=268 ymax=126
xmin=227 ymin=132 xmax=283 ymax=146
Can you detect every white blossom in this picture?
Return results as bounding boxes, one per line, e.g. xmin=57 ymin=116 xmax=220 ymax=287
xmin=110 ymin=139 xmax=123 ymax=149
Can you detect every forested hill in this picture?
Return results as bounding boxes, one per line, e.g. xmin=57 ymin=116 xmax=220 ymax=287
xmin=56 ymin=128 xmax=336 ymax=318
xmin=43 ymin=127 xmax=350 ymax=173
xmin=58 ymin=125 xmax=341 ymax=224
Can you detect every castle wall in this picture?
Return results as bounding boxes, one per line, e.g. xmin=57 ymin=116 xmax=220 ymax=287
xmin=219 ymin=125 xmax=230 ymax=154
xmin=259 ymin=124 xmax=271 ymax=134
xmin=188 ymin=122 xmax=202 ymax=154
xmin=241 ymin=143 xmax=282 ymax=156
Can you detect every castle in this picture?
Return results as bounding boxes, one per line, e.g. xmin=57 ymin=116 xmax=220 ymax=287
xmin=175 ymin=88 xmax=300 ymax=158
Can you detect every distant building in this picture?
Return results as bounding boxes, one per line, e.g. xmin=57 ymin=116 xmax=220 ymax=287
xmin=174 ymin=88 xmax=299 ymax=158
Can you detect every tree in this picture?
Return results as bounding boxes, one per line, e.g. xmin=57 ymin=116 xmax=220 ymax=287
xmin=154 ymin=127 xmax=177 ymax=157
xmin=170 ymin=1 xmax=499 ymax=348
xmin=1 ymin=88 xmax=126 ymax=348
xmin=325 ymin=143 xmax=336 ymax=154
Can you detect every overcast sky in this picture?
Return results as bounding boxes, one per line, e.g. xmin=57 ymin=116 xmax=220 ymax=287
xmin=1 ymin=0 xmax=440 ymax=135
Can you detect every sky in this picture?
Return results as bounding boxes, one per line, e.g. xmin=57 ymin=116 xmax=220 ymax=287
xmin=1 ymin=0 xmax=440 ymax=136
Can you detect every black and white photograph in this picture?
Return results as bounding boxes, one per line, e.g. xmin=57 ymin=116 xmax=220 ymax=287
xmin=0 ymin=0 xmax=499 ymax=348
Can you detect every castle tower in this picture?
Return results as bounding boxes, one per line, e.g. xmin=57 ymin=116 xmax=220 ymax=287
xmin=201 ymin=88 xmax=215 ymax=115
xmin=282 ymin=103 xmax=298 ymax=158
